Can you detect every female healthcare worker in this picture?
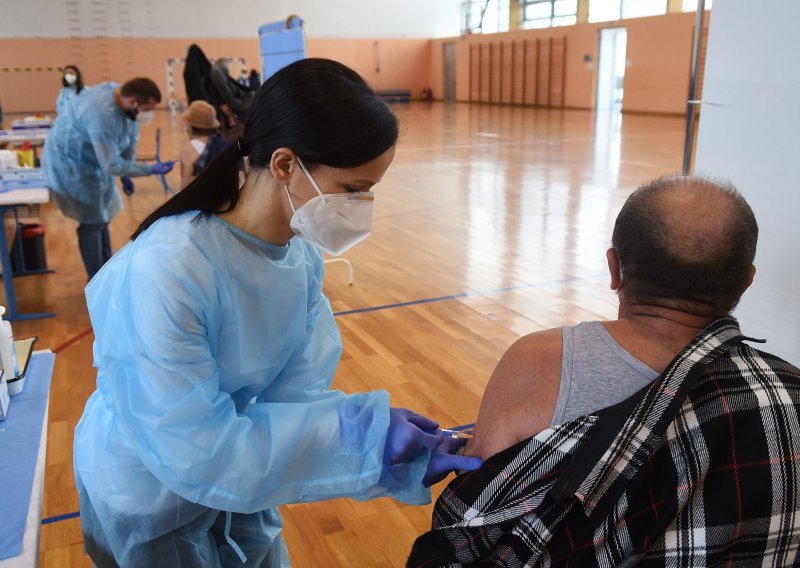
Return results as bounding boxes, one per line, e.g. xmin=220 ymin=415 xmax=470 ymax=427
xmin=73 ymin=58 xmax=482 ymax=567
xmin=56 ymin=64 xmax=85 ymax=115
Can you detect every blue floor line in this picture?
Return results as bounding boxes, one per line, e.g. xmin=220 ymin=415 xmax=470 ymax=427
xmin=334 ymin=292 xmax=471 ymax=316
xmin=333 ymin=272 xmax=604 ymax=317
xmin=42 ymin=510 xmax=80 ymax=525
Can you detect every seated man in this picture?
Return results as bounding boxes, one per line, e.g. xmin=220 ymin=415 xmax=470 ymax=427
xmin=409 ymin=175 xmax=800 ymax=566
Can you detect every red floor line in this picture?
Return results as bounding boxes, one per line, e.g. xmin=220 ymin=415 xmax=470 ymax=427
xmin=53 ymin=327 xmax=94 ymax=353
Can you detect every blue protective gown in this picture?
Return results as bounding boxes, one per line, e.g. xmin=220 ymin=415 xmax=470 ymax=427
xmin=55 ymin=85 xmax=77 ymax=115
xmin=74 ymin=212 xmax=430 ymax=567
xmin=42 ymin=82 xmax=151 ymax=224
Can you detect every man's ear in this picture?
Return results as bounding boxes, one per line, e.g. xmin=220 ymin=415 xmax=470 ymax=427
xmin=607 ymin=248 xmax=622 ymax=290
xmin=270 ymin=148 xmax=295 ymax=186
xmin=743 ymin=264 xmax=756 ymax=292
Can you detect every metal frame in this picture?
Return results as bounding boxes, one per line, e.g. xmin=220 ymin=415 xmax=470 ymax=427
xmin=0 ymin=206 xmax=55 ymax=321
xmin=682 ymin=0 xmax=706 ymax=173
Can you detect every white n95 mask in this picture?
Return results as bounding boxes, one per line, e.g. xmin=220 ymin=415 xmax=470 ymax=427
xmin=64 ymin=73 xmax=77 ymax=85
xmin=285 ymin=157 xmax=374 ymax=256
xmin=135 ymin=110 xmax=155 ymax=125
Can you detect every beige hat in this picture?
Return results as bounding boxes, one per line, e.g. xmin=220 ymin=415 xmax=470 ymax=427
xmin=182 ymin=100 xmax=220 ymax=130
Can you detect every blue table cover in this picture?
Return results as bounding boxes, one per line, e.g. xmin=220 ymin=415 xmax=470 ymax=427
xmin=0 ymin=169 xmax=47 ymax=193
xmin=0 ymin=352 xmax=55 ymax=560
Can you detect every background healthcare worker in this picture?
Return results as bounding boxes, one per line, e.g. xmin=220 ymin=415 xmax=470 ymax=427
xmin=73 ymin=58 xmax=482 ymax=567
xmin=55 ymin=64 xmax=85 ymax=115
xmin=42 ymin=77 xmax=175 ymax=279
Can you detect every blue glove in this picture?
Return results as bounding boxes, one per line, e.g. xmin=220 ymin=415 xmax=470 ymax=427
xmin=151 ymin=160 xmax=175 ymax=175
xmin=383 ymin=408 xmax=443 ymax=466
xmin=120 ymin=177 xmax=134 ymax=195
xmin=423 ymin=435 xmax=483 ymax=487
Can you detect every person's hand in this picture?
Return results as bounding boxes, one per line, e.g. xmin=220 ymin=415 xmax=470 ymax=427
xmin=383 ymin=408 xmax=443 ymax=466
xmin=220 ymin=103 xmax=238 ymax=128
xmin=120 ymin=177 xmax=134 ymax=196
xmin=151 ymin=161 xmax=175 ymax=175
xmin=423 ymin=435 xmax=483 ymax=487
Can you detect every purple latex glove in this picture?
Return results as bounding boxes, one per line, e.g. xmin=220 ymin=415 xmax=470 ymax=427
xmin=120 ymin=177 xmax=134 ymax=195
xmin=150 ymin=160 xmax=175 ymax=175
xmin=423 ymin=435 xmax=483 ymax=487
xmin=383 ymin=408 xmax=443 ymax=466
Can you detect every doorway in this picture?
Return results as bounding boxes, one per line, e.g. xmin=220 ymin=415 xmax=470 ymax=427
xmin=443 ymin=42 xmax=457 ymax=103
xmin=596 ymin=27 xmax=627 ymax=110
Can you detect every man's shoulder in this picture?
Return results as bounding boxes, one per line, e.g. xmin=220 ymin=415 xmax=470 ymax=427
xmin=747 ymin=344 xmax=800 ymax=378
xmin=495 ymin=328 xmax=564 ymax=386
xmin=709 ymin=340 xmax=800 ymax=391
xmin=509 ymin=327 xmax=564 ymax=356
xmin=468 ymin=327 xmax=565 ymax=460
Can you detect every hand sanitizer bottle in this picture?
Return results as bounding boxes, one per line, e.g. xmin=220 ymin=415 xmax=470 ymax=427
xmin=0 ymin=306 xmax=19 ymax=381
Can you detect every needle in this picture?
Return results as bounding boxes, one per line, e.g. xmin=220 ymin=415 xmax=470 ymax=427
xmin=439 ymin=428 xmax=474 ymax=439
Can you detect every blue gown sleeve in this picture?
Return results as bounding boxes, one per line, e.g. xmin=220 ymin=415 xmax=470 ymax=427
xmin=90 ymin=243 xmax=429 ymax=515
xmin=256 ymin=291 xmax=432 ymax=507
xmin=55 ymin=89 xmax=68 ymax=115
xmin=120 ymin=127 xmax=139 ymax=163
xmin=86 ymin=113 xmax=151 ymax=178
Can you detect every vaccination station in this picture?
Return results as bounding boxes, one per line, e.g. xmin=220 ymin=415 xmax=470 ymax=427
xmin=1 ymin=0 xmax=799 ymax=566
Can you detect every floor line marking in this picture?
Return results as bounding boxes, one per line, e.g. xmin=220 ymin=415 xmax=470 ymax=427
xmin=42 ymin=511 xmax=80 ymax=525
xmin=333 ymin=272 xmax=605 ymax=317
xmin=53 ymin=327 xmax=93 ymax=353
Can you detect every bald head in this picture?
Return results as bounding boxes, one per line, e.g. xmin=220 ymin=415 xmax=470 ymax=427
xmin=612 ymin=175 xmax=758 ymax=315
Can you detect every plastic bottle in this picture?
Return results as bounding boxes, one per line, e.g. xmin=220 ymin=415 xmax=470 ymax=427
xmin=17 ymin=141 xmax=34 ymax=168
xmin=0 ymin=359 xmax=8 ymax=421
xmin=0 ymin=306 xmax=19 ymax=381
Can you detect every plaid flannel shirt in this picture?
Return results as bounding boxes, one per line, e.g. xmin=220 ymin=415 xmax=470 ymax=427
xmin=408 ymin=317 xmax=800 ymax=567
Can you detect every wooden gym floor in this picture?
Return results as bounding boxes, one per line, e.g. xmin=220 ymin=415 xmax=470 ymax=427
xmin=6 ymin=102 xmax=685 ymax=566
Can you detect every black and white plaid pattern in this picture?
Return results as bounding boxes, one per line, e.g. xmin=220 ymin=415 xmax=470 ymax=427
xmin=408 ymin=318 xmax=800 ymax=567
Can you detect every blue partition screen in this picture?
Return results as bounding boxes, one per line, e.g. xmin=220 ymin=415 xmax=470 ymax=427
xmin=259 ymin=17 xmax=306 ymax=81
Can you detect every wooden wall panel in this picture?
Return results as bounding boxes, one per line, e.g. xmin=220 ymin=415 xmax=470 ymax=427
xmin=500 ymin=42 xmax=513 ymax=104
xmin=468 ymin=36 xmax=566 ymax=108
xmin=523 ymin=39 xmax=538 ymax=106
xmin=536 ymin=38 xmax=551 ymax=107
xmin=511 ymin=41 xmax=525 ymax=105
xmin=479 ymin=43 xmax=491 ymax=102
xmin=489 ymin=43 xmax=502 ymax=103
xmin=550 ymin=37 xmax=566 ymax=108
xmin=469 ymin=44 xmax=481 ymax=102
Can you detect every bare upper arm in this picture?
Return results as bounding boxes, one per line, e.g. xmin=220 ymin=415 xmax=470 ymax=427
xmin=179 ymin=143 xmax=200 ymax=188
xmin=466 ymin=328 xmax=564 ymax=461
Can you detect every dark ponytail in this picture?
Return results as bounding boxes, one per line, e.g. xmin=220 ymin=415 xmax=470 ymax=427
xmin=132 ymin=58 xmax=399 ymax=240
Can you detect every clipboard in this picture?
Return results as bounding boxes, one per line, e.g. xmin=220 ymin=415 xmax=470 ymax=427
xmin=6 ymin=336 xmax=39 ymax=396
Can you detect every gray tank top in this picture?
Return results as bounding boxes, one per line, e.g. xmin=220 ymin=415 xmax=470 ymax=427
xmin=550 ymin=321 xmax=660 ymax=426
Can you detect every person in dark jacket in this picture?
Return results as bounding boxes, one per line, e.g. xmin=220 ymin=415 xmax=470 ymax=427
xmin=249 ymin=69 xmax=261 ymax=90
xmin=182 ymin=44 xmax=211 ymax=104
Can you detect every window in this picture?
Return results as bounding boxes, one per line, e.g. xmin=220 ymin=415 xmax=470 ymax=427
xmin=589 ymin=0 xmax=621 ymax=23
xmin=682 ymin=0 xmax=713 ymax=10
xmin=481 ymin=0 xmax=510 ymax=34
xmin=622 ymin=0 xmax=666 ymax=18
xmin=462 ymin=0 xmax=509 ymax=34
xmin=522 ymin=0 xmax=577 ymax=29
xmin=589 ymin=0 xmax=667 ymax=23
